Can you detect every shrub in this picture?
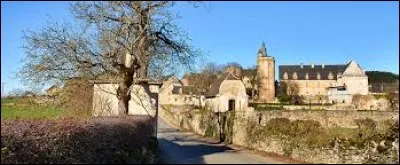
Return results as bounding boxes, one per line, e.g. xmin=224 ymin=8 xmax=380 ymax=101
xmin=288 ymin=119 xmax=331 ymax=148
xmin=59 ymin=78 xmax=93 ymax=118
xmin=382 ymin=119 xmax=399 ymax=141
xmin=1 ymin=117 xmax=156 ymax=164
xmin=354 ymin=118 xmax=377 ymax=140
xmin=264 ymin=118 xmax=291 ymax=136
xmin=289 ymin=119 xmax=323 ymax=137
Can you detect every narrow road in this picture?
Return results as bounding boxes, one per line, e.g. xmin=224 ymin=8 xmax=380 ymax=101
xmin=157 ymin=117 xmax=286 ymax=164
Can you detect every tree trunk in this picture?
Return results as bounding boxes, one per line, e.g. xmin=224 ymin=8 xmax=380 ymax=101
xmin=139 ymin=63 xmax=148 ymax=78
xmin=118 ymin=93 xmax=130 ymax=116
xmin=118 ymin=83 xmax=130 ymax=116
xmin=118 ymin=71 xmax=134 ymax=116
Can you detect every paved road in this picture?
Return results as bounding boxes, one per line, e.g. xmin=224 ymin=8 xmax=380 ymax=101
xmin=157 ymin=117 xmax=285 ymax=164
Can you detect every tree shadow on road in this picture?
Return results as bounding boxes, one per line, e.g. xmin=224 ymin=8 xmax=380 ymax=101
xmin=158 ymin=138 xmax=237 ymax=164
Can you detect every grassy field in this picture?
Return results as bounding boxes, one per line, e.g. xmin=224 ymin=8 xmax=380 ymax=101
xmin=1 ymin=97 xmax=65 ymax=119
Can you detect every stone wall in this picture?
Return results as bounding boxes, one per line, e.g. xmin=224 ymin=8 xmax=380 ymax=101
xmin=245 ymin=109 xmax=398 ymax=128
xmin=93 ymin=84 xmax=119 ymax=116
xmin=233 ymin=111 xmax=398 ymax=164
xmin=92 ymin=83 xmax=159 ymax=117
xmin=160 ymin=107 xmax=399 ymax=164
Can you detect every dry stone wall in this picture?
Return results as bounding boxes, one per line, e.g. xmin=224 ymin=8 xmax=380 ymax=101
xmin=160 ymin=106 xmax=399 ymax=164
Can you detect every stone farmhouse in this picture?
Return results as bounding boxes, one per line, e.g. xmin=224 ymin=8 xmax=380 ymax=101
xmin=204 ymin=72 xmax=248 ymax=112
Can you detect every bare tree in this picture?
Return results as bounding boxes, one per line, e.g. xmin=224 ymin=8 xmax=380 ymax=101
xmin=243 ymin=65 xmax=258 ymax=101
xmin=280 ymin=80 xmax=301 ymax=104
xmin=182 ymin=62 xmax=223 ymax=108
xmin=223 ymin=62 xmax=243 ymax=78
xmin=19 ymin=1 xmax=203 ymax=116
xmin=203 ymin=62 xmax=224 ymax=75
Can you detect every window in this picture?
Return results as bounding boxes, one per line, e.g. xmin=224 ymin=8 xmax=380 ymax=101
xmin=293 ymin=72 xmax=298 ymax=80
xmin=328 ymin=72 xmax=334 ymax=80
xmin=283 ymin=72 xmax=288 ymax=80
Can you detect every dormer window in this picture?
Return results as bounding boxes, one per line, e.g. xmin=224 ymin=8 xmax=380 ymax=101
xmin=337 ymin=72 xmax=342 ymax=78
xmin=328 ymin=72 xmax=334 ymax=80
xmin=305 ymin=73 xmax=309 ymax=80
xmin=293 ymin=72 xmax=298 ymax=80
xmin=317 ymin=72 xmax=321 ymax=80
xmin=283 ymin=72 xmax=288 ymax=80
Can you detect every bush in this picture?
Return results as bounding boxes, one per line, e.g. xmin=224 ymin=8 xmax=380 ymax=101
xmin=264 ymin=118 xmax=291 ymax=136
xmin=1 ymin=117 xmax=156 ymax=164
xmin=289 ymin=119 xmax=323 ymax=137
xmin=60 ymin=79 xmax=93 ymax=118
xmin=382 ymin=119 xmax=399 ymax=141
xmin=354 ymin=118 xmax=377 ymax=140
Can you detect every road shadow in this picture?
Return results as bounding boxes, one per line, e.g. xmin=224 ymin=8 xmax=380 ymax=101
xmin=158 ymin=138 xmax=236 ymax=164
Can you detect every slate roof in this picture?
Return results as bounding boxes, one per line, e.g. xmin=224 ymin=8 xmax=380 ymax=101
xmin=205 ymin=72 xmax=241 ymax=97
xmin=279 ymin=64 xmax=348 ymax=80
xmin=258 ymin=42 xmax=267 ymax=57
xmin=181 ymin=86 xmax=199 ymax=95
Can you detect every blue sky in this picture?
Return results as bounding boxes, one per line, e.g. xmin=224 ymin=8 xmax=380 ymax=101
xmin=1 ymin=1 xmax=399 ymax=94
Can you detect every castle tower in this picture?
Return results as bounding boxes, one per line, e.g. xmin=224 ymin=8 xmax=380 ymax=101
xmin=256 ymin=42 xmax=275 ymax=102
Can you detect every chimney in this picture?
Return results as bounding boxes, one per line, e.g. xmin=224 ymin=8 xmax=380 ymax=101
xmin=322 ymin=64 xmax=325 ymax=68
xmin=300 ymin=63 xmax=303 ymax=69
xmin=311 ymin=64 xmax=314 ymax=68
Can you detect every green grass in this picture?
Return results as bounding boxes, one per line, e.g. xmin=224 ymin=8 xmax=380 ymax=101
xmin=1 ymin=97 xmax=65 ymax=119
xmin=1 ymin=97 xmax=19 ymax=104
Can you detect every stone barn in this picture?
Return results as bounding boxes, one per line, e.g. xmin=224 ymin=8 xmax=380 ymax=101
xmin=92 ymin=79 xmax=162 ymax=117
xmin=159 ymin=76 xmax=205 ymax=107
xmin=204 ymin=72 xmax=248 ymax=112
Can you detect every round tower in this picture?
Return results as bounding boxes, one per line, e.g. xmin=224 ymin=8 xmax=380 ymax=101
xmin=256 ymin=42 xmax=275 ymax=102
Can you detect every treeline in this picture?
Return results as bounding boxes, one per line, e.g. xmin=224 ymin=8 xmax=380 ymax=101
xmin=366 ymin=71 xmax=399 ymax=83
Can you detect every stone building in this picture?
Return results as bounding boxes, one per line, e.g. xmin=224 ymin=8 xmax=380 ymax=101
xmin=240 ymin=42 xmax=276 ymax=102
xmin=279 ymin=60 xmax=369 ymax=103
xmin=204 ymin=71 xmax=248 ymax=112
xmin=256 ymin=42 xmax=276 ymax=103
xmin=92 ymin=79 xmax=162 ymax=117
xmin=158 ymin=76 xmax=204 ymax=106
